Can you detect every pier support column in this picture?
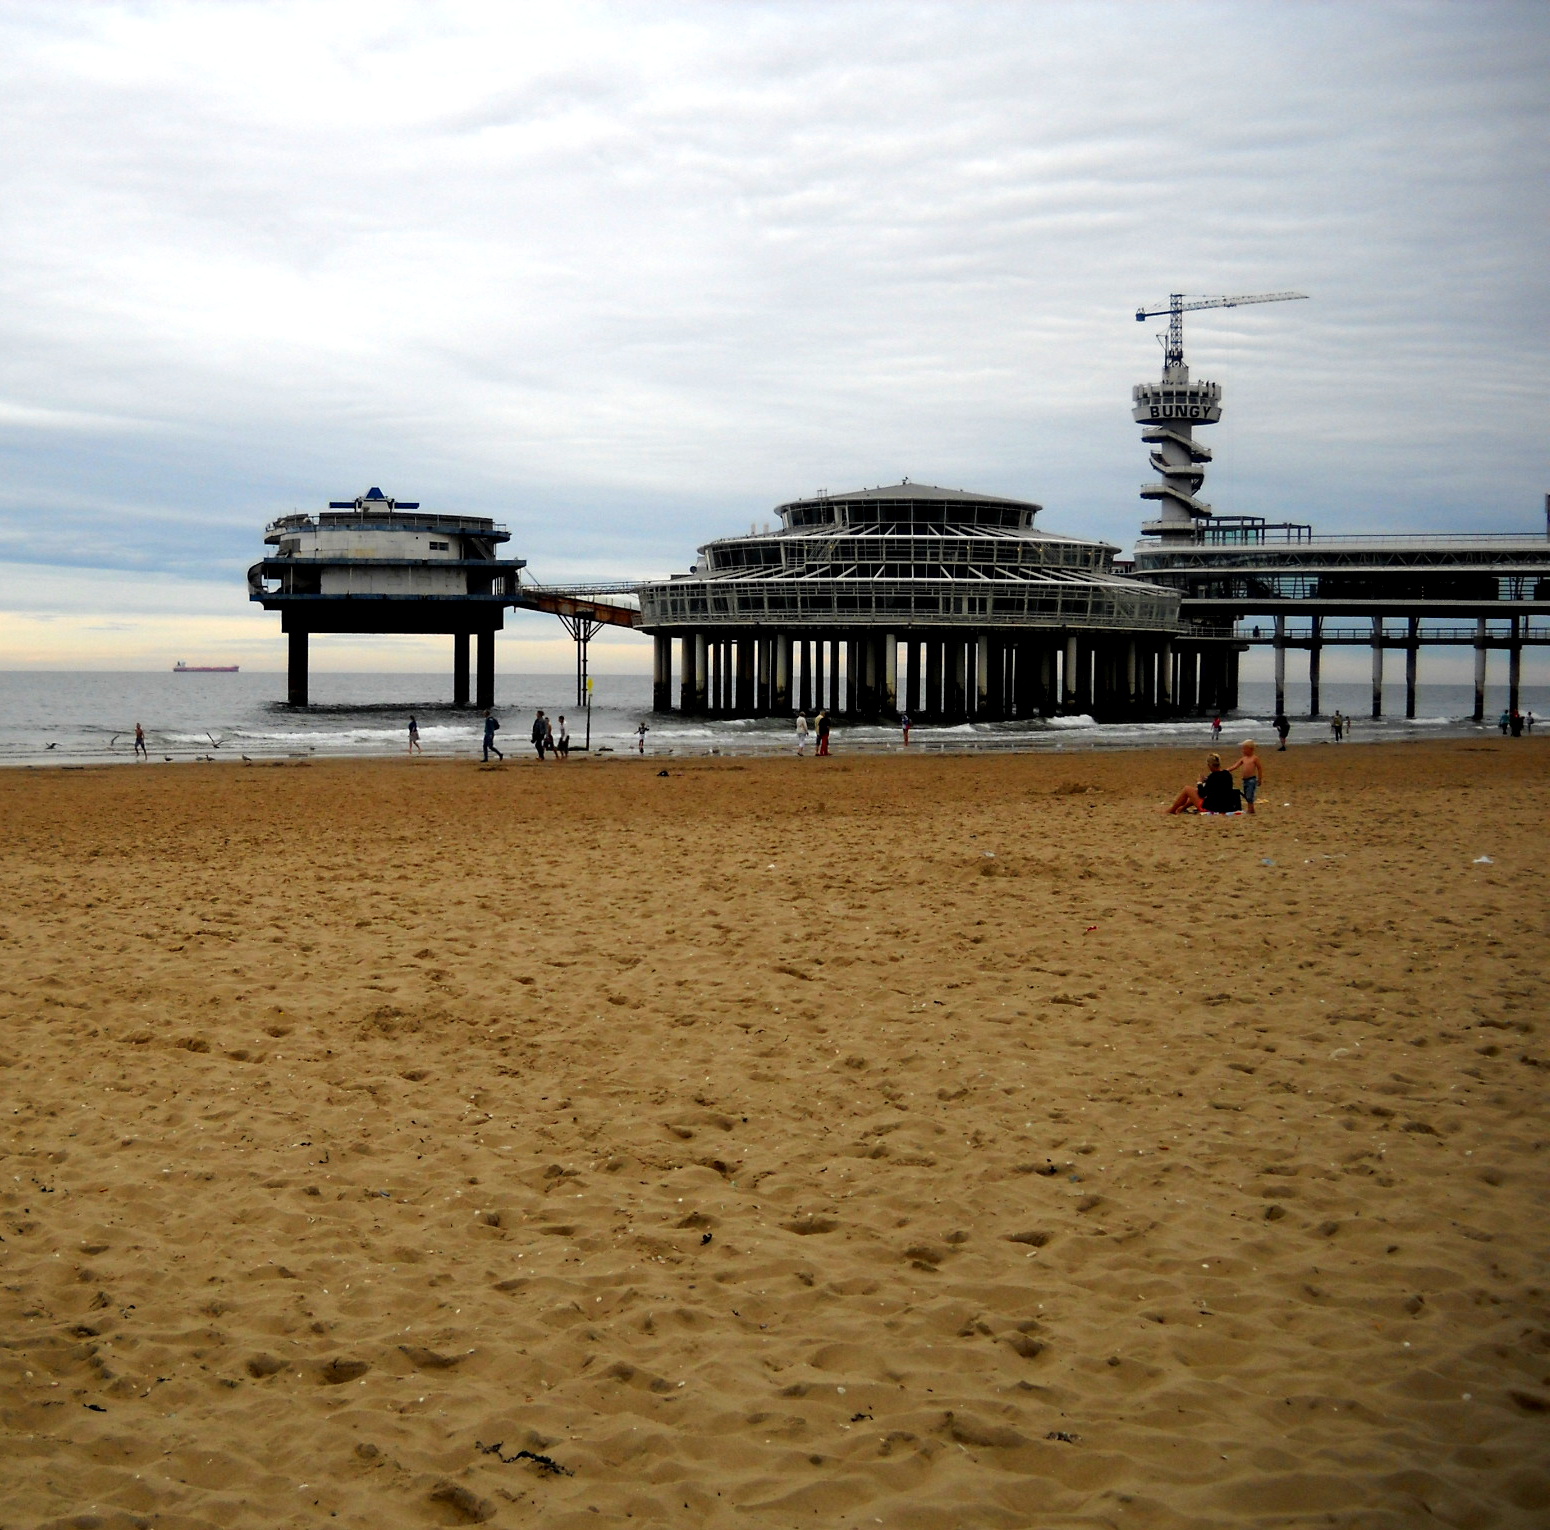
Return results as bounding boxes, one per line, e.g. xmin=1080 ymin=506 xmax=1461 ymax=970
xmin=1273 ymin=616 xmax=1287 ymax=718
xmin=1371 ymin=618 xmax=1384 ymax=718
xmin=976 ymin=633 xmax=991 ymax=718
xmin=1308 ymin=616 xmax=1322 ymax=718
xmin=1126 ymin=639 xmax=1139 ymax=716
xmin=906 ymin=640 xmax=921 ymax=718
xmin=1226 ymin=645 xmax=1241 ymax=713
xmin=1040 ymin=644 xmax=1056 ymax=716
xmin=943 ymin=638 xmax=964 ymax=719
xmin=1063 ymin=634 xmax=1079 ymax=712
xmin=1509 ymin=616 xmax=1522 ymax=718
xmin=453 ymin=633 xmax=470 ymax=708
xmin=810 ymin=641 xmax=823 ymax=715
xmin=846 ymin=638 xmax=861 ymax=716
xmin=652 ymin=632 xmax=672 ymax=713
xmin=476 ymin=630 xmax=496 ymax=711
xmin=925 ymin=640 xmax=943 ymax=719
xmin=829 ymin=640 xmax=842 ymax=715
xmin=1473 ymin=620 xmax=1487 ymax=722
xmin=287 ymin=629 xmax=308 ymax=707
xmin=797 ymin=640 xmax=811 ymax=714
xmin=775 ymin=633 xmax=792 ymax=713
xmin=883 ymin=634 xmax=898 ymax=718
xmin=755 ymin=637 xmax=770 ymax=716
xmin=1404 ymin=618 xmax=1418 ymax=720
xmin=1159 ymin=640 xmax=1173 ymax=713
xmin=735 ymin=637 xmax=755 ymax=717
xmin=679 ymin=634 xmax=698 ymax=714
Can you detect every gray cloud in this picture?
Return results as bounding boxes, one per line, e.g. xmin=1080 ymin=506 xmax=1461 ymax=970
xmin=0 ymin=0 xmax=1546 ymax=659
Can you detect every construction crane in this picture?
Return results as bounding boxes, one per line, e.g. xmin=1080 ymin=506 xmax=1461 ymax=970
xmin=1136 ymin=291 xmax=1308 ymax=377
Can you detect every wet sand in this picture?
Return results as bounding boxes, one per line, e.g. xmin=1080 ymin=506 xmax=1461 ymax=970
xmin=1 ymin=739 xmax=1547 ymax=1528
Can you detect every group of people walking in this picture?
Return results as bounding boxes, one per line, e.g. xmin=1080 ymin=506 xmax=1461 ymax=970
xmin=408 ymin=710 xmax=571 ymax=760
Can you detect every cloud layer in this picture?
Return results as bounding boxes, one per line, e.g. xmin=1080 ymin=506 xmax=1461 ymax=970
xmin=0 ymin=1 xmax=1546 ymax=667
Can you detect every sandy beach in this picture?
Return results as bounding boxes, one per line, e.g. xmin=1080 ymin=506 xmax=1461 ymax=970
xmin=1 ymin=738 xmax=1547 ymax=1529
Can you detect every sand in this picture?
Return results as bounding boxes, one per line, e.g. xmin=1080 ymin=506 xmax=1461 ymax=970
xmin=1 ymin=738 xmax=1547 ymax=1530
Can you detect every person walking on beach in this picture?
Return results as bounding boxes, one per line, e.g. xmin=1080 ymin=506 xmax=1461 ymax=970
xmin=1210 ymin=715 xmax=1222 ymax=743
xmin=407 ymin=715 xmax=421 ymax=754
xmin=1499 ymin=709 xmax=1510 ymax=735
xmin=531 ymin=709 xmax=549 ymax=760
xmin=133 ymin=722 xmax=147 ymax=760
xmin=795 ymin=712 xmax=809 ymax=756
xmin=901 ymin=711 xmax=912 ymax=746
xmin=815 ymin=710 xmax=831 ymax=756
xmin=1527 ymin=711 xmax=1537 ymax=733
xmin=1274 ymin=713 xmax=1291 ymax=751
xmin=636 ymin=721 xmax=649 ymax=754
xmin=1225 ymin=738 xmax=1264 ymax=815
xmin=556 ymin=715 xmax=570 ymax=758
xmin=1331 ymin=710 xmax=1344 ymax=742
xmin=481 ymin=709 xmax=504 ymax=762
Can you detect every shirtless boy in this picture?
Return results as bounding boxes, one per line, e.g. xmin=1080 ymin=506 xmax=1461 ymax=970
xmin=1225 ymin=739 xmax=1264 ymax=815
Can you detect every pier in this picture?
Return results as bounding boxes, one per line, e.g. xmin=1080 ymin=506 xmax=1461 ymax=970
xmin=1134 ymin=522 xmax=1550 ymax=719
xmin=635 ymin=483 xmax=1186 ymax=723
xmin=248 ymin=488 xmax=525 ymax=707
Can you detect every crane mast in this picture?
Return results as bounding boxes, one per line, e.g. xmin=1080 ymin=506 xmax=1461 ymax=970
xmin=1136 ymin=291 xmax=1308 ymax=379
xmin=1130 ymin=290 xmax=1308 ymax=545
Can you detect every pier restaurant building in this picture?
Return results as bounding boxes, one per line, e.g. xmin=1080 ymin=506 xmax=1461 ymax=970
xmin=637 ymin=483 xmax=1185 ymax=722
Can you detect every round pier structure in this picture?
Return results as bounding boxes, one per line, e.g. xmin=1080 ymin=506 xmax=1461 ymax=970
xmin=638 ymin=483 xmax=1187 ymax=722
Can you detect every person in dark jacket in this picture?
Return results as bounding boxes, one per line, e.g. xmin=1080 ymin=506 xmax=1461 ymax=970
xmin=482 ymin=710 xmax=503 ymax=761
xmin=1273 ymin=714 xmax=1291 ymax=750
xmin=815 ymin=710 xmax=831 ymax=756
xmin=1166 ymin=753 xmax=1239 ymax=814
xmin=530 ymin=710 xmax=548 ymax=760
xmin=1197 ymin=755 xmax=1242 ymax=814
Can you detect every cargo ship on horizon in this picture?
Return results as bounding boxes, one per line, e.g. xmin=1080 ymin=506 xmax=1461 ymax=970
xmin=173 ymin=661 xmax=239 ymax=673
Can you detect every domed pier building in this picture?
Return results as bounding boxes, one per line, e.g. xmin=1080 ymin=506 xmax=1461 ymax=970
xmin=638 ymin=483 xmax=1182 ymax=722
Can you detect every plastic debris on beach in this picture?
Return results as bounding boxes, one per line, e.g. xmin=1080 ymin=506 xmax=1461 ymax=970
xmin=1473 ymin=855 xmax=1494 ymax=864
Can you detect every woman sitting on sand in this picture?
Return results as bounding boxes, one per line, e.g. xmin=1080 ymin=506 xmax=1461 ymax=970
xmin=1165 ymin=753 xmax=1239 ymax=815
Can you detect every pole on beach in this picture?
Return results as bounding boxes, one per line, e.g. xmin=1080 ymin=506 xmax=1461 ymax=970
xmin=1474 ymin=619 xmax=1488 ymax=722
xmin=1371 ymin=617 xmax=1384 ymax=718
xmin=1509 ymin=615 xmax=1522 ymax=717
xmin=1308 ymin=616 xmax=1322 ymax=718
xmin=1405 ymin=617 xmax=1419 ymax=719
xmin=1273 ymin=615 xmax=1286 ymax=718
xmin=585 ymin=675 xmax=593 ymax=751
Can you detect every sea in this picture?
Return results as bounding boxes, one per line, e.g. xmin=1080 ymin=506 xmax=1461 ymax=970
xmin=0 ymin=672 xmax=1543 ymax=768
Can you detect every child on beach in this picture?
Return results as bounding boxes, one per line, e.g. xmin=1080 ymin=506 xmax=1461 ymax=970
xmin=1225 ymin=739 xmax=1263 ymax=815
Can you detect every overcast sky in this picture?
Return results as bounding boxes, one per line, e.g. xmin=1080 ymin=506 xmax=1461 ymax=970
xmin=0 ymin=0 xmax=1546 ymax=670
